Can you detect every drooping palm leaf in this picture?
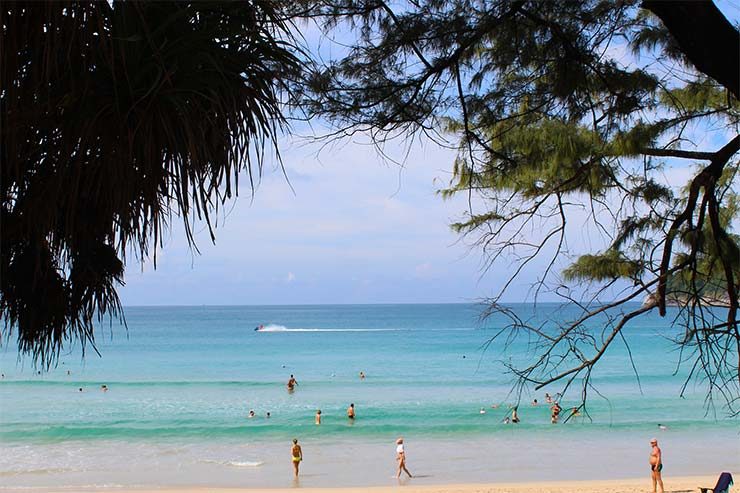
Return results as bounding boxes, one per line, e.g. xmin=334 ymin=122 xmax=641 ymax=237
xmin=1 ymin=1 xmax=301 ymax=365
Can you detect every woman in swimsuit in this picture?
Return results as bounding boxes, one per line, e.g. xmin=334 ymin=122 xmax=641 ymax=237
xmin=291 ymin=438 xmax=303 ymax=478
xmin=395 ymin=437 xmax=412 ymax=479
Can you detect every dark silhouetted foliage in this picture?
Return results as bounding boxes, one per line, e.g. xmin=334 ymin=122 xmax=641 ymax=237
xmin=1 ymin=1 xmax=300 ymax=365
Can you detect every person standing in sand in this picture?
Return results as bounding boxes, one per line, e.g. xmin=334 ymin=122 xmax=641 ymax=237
xmin=649 ymin=438 xmax=664 ymax=493
xmin=291 ymin=438 xmax=303 ymax=478
xmin=395 ymin=437 xmax=412 ymax=478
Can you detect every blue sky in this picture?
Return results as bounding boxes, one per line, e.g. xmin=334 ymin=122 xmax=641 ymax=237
xmin=120 ymin=135 xmax=504 ymax=305
xmin=118 ymin=4 xmax=739 ymax=306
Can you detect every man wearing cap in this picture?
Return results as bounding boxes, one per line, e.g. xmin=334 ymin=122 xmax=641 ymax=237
xmin=649 ymin=438 xmax=664 ymax=493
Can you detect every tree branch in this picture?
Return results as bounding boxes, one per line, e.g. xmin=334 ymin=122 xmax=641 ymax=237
xmin=641 ymin=148 xmax=716 ymax=160
xmin=642 ymin=0 xmax=740 ymax=99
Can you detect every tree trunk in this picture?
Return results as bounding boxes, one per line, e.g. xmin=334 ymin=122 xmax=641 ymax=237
xmin=643 ymin=0 xmax=739 ymax=99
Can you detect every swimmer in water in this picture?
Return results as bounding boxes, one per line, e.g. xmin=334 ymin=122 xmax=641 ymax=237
xmin=315 ymin=409 xmax=322 ymax=425
xmin=479 ymin=407 xmax=486 ymax=414
xmin=347 ymin=403 xmax=355 ymax=420
xmin=359 ymin=371 xmax=365 ymax=379
xmin=287 ymin=374 xmax=298 ymax=391
xmin=248 ymin=409 xmax=256 ymax=418
xmin=511 ymin=406 xmax=520 ymax=423
xmin=550 ymin=402 xmax=561 ymax=424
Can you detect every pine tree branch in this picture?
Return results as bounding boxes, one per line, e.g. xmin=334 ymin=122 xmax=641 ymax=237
xmin=641 ymin=148 xmax=716 ymax=160
xmin=656 ymin=134 xmax=740 ymax=316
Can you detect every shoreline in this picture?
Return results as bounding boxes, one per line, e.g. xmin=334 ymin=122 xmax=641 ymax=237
xmin=2 ymin=432 xmax=736 ymax=491
xmin=4 ymin=476 xmax=721 ymax=493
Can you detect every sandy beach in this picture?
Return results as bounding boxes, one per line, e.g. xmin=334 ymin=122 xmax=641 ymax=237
xmin=17 ymin=475 xmax=722 ymax=493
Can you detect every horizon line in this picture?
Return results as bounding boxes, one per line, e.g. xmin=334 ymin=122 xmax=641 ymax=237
xmin=121 ymin=300 xmax=642 ymax=308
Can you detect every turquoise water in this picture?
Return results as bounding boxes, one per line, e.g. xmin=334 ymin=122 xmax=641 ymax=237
xmin=1 ymin=303 xmax=737 ymax=488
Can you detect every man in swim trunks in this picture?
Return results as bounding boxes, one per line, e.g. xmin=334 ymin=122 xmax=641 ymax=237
xmin=347 ymin=403 xmax=355 ymax=419
xmin=395 ymin=437 xmax=412 ymax=478
xmin=649 ymin=438 xmax=664 ymax=493
xmin=291 ymin=438 xmax=303 ymax=478
xmin=287 ymin=374 xmax=297 ymax=391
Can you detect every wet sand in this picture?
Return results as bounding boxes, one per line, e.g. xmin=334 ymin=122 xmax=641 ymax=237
xmin=12 ymin=475 xmax=720 ymax=493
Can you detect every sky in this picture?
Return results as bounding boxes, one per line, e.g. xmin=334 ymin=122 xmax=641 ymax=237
xmin=118 ymin=3 xmax=739 ymax=307
xmin=120 ymin=134 xmax=518 ymax=305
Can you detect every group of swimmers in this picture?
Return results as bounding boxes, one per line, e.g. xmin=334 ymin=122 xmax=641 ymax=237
xmin=247 ymin=410 xmax=270 ymax=419
xmin=483 ymin=392 xmax=580 ymax=424
xmin=248 ymin=374 xmax=364 ymax=423
xmin=314 ymin=404 xmax=356 ymax=423
xmin=75 ymin=384 xmax=108 ymax=393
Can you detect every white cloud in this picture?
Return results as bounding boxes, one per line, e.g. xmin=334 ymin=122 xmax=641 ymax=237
xmin=118 ymin=132 xmax=538 ymax=305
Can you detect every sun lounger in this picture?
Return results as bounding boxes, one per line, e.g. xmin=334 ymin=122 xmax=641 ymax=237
xmin=699 ymin=472 xmax=733 ymax=493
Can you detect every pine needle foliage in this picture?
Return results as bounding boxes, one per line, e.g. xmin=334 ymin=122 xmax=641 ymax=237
xmin=296 ymin=0 xmax=740 ymax=412
xmin=1 ymin=1 xmax=300 ymax=366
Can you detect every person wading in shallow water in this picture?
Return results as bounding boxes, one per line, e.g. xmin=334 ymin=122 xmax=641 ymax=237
xmin=287 ymin=374 xmax=298 ymax=391
xmin=291 ymin=438 xmax=303 ymax=478
xmin=649 ymin=438 xmax=664 ymax=493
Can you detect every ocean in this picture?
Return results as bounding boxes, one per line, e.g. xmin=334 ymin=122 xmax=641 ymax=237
xmin=1 ymin=303 xmax=738 ymax=489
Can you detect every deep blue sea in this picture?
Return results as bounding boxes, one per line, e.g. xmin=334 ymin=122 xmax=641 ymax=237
xmin=1 ymin=303 xmax=737 ymax=488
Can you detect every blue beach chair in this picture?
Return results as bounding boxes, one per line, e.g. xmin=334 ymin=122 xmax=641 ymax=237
xmin=699 ymin=472 xmax=733 ymax=493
